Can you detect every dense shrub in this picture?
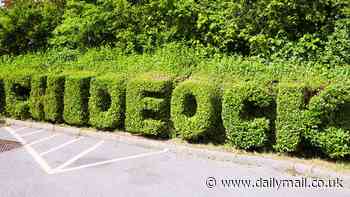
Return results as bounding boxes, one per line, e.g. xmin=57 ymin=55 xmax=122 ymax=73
xmin=0 ymin=0 xmax=65 ymax=55
xmin=46 ymin=0 xmax=349 ymax=64
xmin=89 ymin=75 xmax=125 ymax=130
xmin=274 ymin=83 xmax=306 ymax=152
xmin=222 ymin=82 xmax=276 ymax=150
xmin=29 ymin=75 xmax=65 ymax=122
xmin=4 ymin=75 xmax=31 ymax=119
xmin=125 ymin=74 xmax=172 ymax=136
xmin=29 ymin=75 xmax=47 ymax=120
xmin=171 ymin=80 xmax=221 ymax=141
xmin=0 ymin=78 xmax=5 ymax=115
xmin=63 ymin=73 xmax=92 ymax=126
xmin=304 ymin=82 xmax=350 ymax=159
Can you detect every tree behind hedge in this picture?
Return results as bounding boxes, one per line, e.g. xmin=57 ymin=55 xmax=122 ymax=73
xmin=0 ymin=0 xmax=65 ymax=55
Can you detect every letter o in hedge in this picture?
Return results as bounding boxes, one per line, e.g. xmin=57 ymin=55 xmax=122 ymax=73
xmin=89 ymin=75 xmax=125 ymax=130
xmin=171 ymin=80 xmax=220 ymax=141
xmin=222 ymin=82 xmax=275 ymax=150
xmin=304 ymin=83 xmax=350 ymax=159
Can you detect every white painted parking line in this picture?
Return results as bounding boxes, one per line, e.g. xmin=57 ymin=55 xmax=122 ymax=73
xmin=5 ymin=127 xmax=53 ymax=174
xmin=40 ymin=137 xmax=84 ymax=156
xmin=27 ymin=134 xmax=61 ymax=146
xmin=55 ymin=141 xmax=105 ymax=171
xmin=13 ymin=127 xmax=28 ymax=132
xmin=5 ymin=126 xmax=169 ymax=175
xmin=52 ymin=148 xmax=169 ymax=174
xmin=20 ymin=129 xmax=45 ymax=137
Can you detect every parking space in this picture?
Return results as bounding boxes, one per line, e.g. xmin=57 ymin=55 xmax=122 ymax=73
xmin=0 ymin=125 xmax=349 ymax=197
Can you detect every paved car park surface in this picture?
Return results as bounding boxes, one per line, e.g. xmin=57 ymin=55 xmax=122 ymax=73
xmin=0 ymin=125 xmax=349 ymax=197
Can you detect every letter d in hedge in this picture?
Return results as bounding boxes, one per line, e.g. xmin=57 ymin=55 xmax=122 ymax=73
xmin=125 ymin=75 xmax=172 ymax=136
xmin=89 ymin=75 xmax=125 ymax=130
xmin=171 ymin=80 xmax=221 ymax=141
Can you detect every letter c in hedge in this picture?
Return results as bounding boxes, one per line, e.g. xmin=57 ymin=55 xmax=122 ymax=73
xmin=222 ymin=82 xmax=275 ymax=150
xmin=4 ymin=75 xmax=31 ymax=119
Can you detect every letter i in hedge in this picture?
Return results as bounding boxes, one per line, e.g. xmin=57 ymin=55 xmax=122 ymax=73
xmin=63 ymin=74 xmax=92 ymax=126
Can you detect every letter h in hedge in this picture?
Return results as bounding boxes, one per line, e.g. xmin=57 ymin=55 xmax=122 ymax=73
xmin=126 ymin=76 xmax=172 ymax=136
xmin=29 ymin=75 xmax=65 ymax=122
xmin=4 ymin=75 xmax=31 ymax=119
xmin=89 ymin=75 xmax=125 ymax=130
xmin=64 ymin=74 xmax=92 ymax=126
xmin=222 ymin=82 xmax=276 ymax=150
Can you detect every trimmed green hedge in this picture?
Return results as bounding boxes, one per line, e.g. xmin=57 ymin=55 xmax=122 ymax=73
xmin=304 ymin=82 xmax=350 ymax=159
xmin=29 ymin=75 xmax=47 ymax=120
xmin=171 ymin=80 xmax=221 ymax=141
xmin=125 ymin=74 xmax=172 ymax=136
xmin=89 ymin=75 xmax=125 ymax=130
xmin=2 ymin=70 xmax=350 ymax=160
xmin=222 ymin=82 xmax=276 ymax=150
xmin=63 ymin=73 xmax=92 ymax=126
xmin=0 ymin=78 xmax=5 ymax=115
xmin=274 ymin=83 xmax=306 ymax=152
xmin=29 ymin=75 xmax=65 ymax=122
xmin=4 ymin=75 xmax=31 ymax=120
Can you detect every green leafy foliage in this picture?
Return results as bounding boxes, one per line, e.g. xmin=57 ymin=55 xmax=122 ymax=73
xmin=222 ymin=82 xmax=276 ymax=150
xmin=63 ymin=73 xmax=93 ymax=126
xmin=171 ymin=80 xmax=221 ymax=141
xmin=125 ymin=74 xmax=172 ymax=136
xmin=0 ymin=0 xmax=65 ymax=55
xmin=274 ymin=83 xmax=306 ymax=152
xmin=0 ymin=78 xmax=5 ymax=115
xmin=89 ymin=74 xmax=125 ymax=130
xmin=29 ymin=75 xmax=65 ymax=122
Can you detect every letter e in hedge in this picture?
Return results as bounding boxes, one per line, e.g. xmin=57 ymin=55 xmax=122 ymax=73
xmin=126 ymin=75 xmax=172 ymax=136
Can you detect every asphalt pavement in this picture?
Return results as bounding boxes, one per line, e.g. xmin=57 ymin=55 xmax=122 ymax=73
xmin=0 ymin=125 xmax=349 ymax=197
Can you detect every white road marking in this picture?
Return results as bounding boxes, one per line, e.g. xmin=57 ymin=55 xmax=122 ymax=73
xmin=27 ymin=134 xmax=61 ymax=146
xmin=55 ymin=141 xmax=105 ymax=171
xmin=52 ymin=148 xmax=169 ymax=174
xmin=20 ymin=129 xmax=45 ymax=137
xmin=13 ymin=127 xmax=28 ymax=132
xmin=5 ymin=126 xmax=170 ymax=175
xmin=40 ymin=137 xmax=84 ymax=156
xmin=5 ymin=127 xmax=54 ymax=174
